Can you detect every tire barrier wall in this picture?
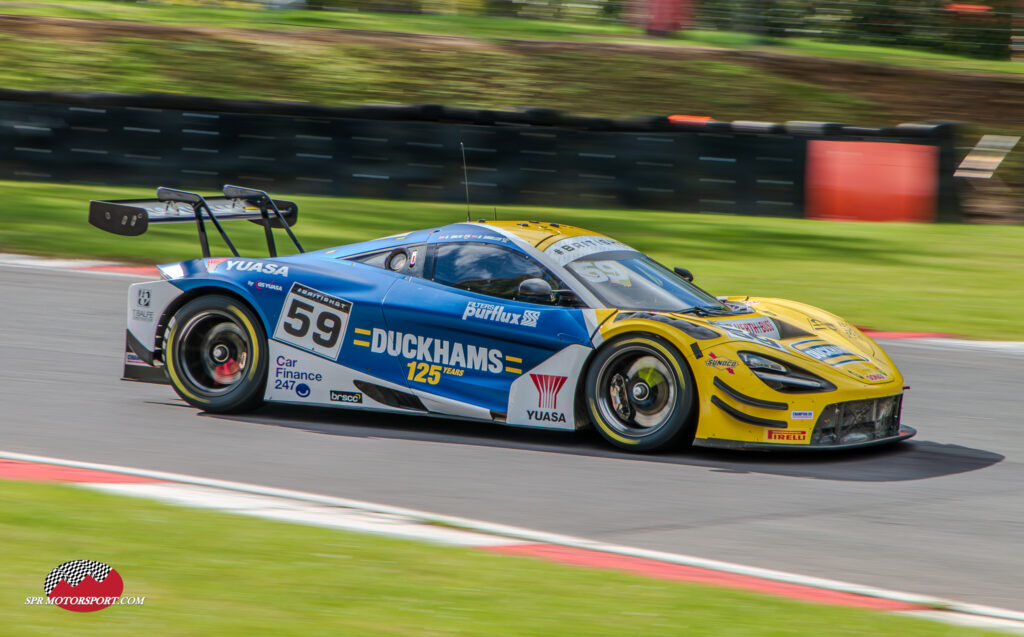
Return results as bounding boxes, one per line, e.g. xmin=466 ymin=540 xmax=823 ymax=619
xmin=0 ymin=89 xmax=960 ymax=221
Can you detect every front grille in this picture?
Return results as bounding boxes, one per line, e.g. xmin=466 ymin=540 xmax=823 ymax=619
xmin=811 ymin=395 xmax=902 ymax=446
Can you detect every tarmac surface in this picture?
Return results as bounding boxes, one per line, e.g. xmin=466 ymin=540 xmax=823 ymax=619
xmin=1 ymin=264 xmax=1020 ymax=610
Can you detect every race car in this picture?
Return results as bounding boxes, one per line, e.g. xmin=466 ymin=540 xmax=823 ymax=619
xmin=90 ymin=185 xmax=915 ymax=452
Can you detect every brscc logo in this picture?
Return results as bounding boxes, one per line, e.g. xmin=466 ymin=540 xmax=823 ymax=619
xmin=44 ymin=560 xmax=123 ymax=612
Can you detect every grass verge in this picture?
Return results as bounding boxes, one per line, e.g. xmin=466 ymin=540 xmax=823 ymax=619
xmin=0 ymin=21 xmax=883 ymax=124
xmin=2 ymin=179 xmax=1023 ymax=339
xmin=0 ymin=479 xmax=999 ymax=636
xmin=3 ymin=0 xmax=1024 ymax=77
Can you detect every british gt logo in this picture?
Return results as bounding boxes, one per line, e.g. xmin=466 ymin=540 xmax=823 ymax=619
xmin=530 ymin=374 xmax=568 ymax=409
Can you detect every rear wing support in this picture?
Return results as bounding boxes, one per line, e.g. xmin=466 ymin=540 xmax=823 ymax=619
xmin=222 ymin=185 xmax=304 ymax=257
xmin=158 ymin=188 xmax=237 ymax=259
xmin=89 ymin=185 xmax=302 ymax=259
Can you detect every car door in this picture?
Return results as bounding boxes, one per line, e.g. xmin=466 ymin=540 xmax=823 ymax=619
xmin=379 ymin=239 xmax=594 ymax=425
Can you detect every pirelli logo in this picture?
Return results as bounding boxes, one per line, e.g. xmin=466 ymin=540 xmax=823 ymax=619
xmin=767 ymin=430 xmax=807 ymax=442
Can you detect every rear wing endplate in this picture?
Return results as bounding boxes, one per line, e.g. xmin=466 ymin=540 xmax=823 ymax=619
xmin=89 ymin=185 xmax=303 ymax=258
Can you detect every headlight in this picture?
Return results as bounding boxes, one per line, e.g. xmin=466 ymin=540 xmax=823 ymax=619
xmin=738 ymin=351 xmax=836 ymax=393
xmin=737 ymin=352 xmax=785 ymax=373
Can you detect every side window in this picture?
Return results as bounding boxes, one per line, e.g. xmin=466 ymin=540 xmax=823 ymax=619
xmin=350 ymin=250 xmax=389 ymax=269
xmin=432 ymin=242 xmax=564 ymax=304
xmin=347 ymin=244 xmax=425 ymax=277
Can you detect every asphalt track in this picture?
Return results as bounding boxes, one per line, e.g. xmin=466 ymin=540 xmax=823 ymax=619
xmin=2 ymin=265 xmax=1022 ymax=612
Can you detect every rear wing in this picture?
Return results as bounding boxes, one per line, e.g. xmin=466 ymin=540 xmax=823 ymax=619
xmin=89 ymin=185 xmax=303 ymax=258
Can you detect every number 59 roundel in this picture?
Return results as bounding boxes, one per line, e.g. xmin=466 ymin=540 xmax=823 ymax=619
xmin=273 ymin=283 xmax=352 ymax=361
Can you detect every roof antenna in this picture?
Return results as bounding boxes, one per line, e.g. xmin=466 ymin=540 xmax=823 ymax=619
xmin=460 ymin=141 xmax=471 ymax=223
xmin=493 ymin=206 xmax=497 ymax=221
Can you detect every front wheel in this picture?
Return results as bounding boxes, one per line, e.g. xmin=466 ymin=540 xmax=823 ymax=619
xmin=164 ymin=294 xmax=268 ymax=413
xmin=585 ymin=334 xmax=696 ymax=452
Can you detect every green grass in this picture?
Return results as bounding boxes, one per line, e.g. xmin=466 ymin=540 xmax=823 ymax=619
xmin=674 ymin=30 xmax=1024 ymax=76
xmin=0 ymin=0 xmax=639 ymax=41
xmin=0 ymin=480 xmax=1000 ymax=636
xmin=0 ymin=29 xmax=883 ymax=123
xmin=4 ymin=0 xmax=1024 ymax=135
xmin=4 ymin=0 xmax=1024 ymax=77
xmin=3 ymin=180 xmax=1023 ymax=339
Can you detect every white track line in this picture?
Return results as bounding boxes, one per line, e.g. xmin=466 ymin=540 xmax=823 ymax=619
xmin=0 ymin=254 xmax=153 ymax=279
xmin=899 ymin=611 xmax=1024 ymax=635
xmin=3 ymin=449 xmax=1024 ymax=629
xmin=0 ymin=252 xmax=121 ymax=269
xmin=86 ymin=482 xmax=520 ymax=547
xmin=885 ymin=338 xmax=1024 ymax=356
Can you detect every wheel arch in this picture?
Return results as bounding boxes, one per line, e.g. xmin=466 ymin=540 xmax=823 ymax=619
xmin=575 ymin=327 xmax=702 ymax=430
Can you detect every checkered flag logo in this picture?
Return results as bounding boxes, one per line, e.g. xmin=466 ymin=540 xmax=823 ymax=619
xmin=38 ymin=559 xmax=127 ymax=612
xmin=44 ymin=560 xmax=113 ymax=595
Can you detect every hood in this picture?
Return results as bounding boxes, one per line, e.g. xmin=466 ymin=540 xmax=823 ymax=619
xmin=689 ymin=297 xmax=897 ymax=386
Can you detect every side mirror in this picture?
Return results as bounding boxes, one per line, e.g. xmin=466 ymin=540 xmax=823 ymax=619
xmin=553 ymin=289 xmax=584 ymax=307
xmin=517 ymin=278 xmax=554 ymax=302
xmin=674 ymin=266 xmax=694 ymax=283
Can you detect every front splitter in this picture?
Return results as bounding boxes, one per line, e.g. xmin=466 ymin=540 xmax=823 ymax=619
xmin=694 ymin=425 xmax=917 ymax=452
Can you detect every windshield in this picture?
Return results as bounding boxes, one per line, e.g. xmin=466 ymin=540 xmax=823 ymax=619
xmin=565 ymin=250 xmax=727 ymax=312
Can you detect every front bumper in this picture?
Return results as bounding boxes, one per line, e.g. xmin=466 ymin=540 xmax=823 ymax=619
xmin=695 ymin=393 xmax=914 ymax=451
xmin=694 ymin=424 xmax=916 ymax=451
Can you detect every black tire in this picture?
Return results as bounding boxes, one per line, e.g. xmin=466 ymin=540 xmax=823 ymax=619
xmin=584 ymin=334 xmax=697 ymax=452
xmin=164 ymin=294 xmax=268 ymax=413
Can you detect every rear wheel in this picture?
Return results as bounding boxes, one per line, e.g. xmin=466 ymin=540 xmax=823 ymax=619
xmin=165 ymin=294 xmax=267 ymax=413
xmin=585 ymin=334 xmax=696 ymax=452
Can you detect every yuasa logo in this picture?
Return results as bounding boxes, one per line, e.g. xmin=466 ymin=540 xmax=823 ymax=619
xmin=530 ymin=374 xmax=568 ymax=409
xmin=43 ymin=560 xmax=124 ymax=612
xmin=222 ymin=260 xmax=290 ymax=277
xmin=526 ymin=410 xmax=566 ymax=423
xmin=255 ymin=280 xmax=284 ymax=292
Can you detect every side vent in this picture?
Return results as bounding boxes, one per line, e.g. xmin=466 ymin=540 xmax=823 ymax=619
xmin=353 ymin=381 xmax=428 ymax=412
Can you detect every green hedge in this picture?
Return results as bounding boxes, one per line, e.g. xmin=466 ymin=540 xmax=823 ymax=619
xmin=694 ymin=0 xmax=1014 ymax=59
